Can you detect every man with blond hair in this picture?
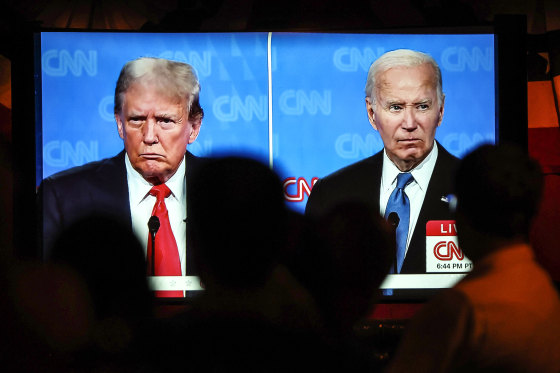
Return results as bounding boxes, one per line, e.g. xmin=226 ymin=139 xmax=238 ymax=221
xmin=40 ymin=57 xmax=205 ymax=296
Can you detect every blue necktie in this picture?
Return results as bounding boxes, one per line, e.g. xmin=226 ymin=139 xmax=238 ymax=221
xmin=385 ymin=172 xmax=414 ymax=274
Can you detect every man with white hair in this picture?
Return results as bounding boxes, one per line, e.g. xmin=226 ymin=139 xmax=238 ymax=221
xmin=306 ymin=49 xmax=459 ymax=277
xmin=40 ymin=57 xmax=204 ymax=296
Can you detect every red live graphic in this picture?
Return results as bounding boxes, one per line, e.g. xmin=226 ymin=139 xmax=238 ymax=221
xmin=426 ymin=220 xmax=472 ymax=271
xmin=283 ymin=177 xmax=319 ymax=202
xmin=426 ymin=220 xmax=464 ymax=261
xmin=426 ymin=220 xmax=458 ymax=236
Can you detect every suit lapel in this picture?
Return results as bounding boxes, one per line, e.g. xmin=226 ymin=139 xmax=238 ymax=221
xmin=368 ymin=152 xmax=383 ymax=213
xmin=92 ymin=151 xmax=132 ymax=228
xmin=184 ymin=151 xmax=204 ymax=275
xmin=184 ymin=151 xmax=204 ymax=219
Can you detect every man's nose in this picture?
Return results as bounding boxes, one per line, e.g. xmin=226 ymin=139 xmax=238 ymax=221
xmin=143 ymin=120 xmax=158 ymax=144
xmin=402 ymin=107 xmax=417 ymax=130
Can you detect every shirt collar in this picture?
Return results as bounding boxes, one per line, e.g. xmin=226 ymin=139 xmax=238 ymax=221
xmin=381 ymin=141 xmax=438 ymax=192
xmin=124 ymin=153 xmax=186 ymax=205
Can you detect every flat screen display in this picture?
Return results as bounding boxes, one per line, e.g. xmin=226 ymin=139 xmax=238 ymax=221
xmin=36 ymin=31 xmax=495 ymax=299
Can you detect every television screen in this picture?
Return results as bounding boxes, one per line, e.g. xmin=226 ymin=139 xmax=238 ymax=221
xmin=35 ymin=30 xmax=496 ymax=299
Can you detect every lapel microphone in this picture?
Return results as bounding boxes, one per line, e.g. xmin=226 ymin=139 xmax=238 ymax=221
xmin=148 ymin=215 xmax=160 ymax=275
xmin=388 ymin=212 xmax=400 ymax=273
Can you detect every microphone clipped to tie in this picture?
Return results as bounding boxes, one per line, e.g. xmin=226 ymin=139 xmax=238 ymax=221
xmin=148 ymin=215 xmax=160 ymax=275
xmin=387 ymin=212 xmax=400 ymax=274
xmin=388 ymin=211 xmax=400 ymax=228
xmin=148 ymin=215 xmax=161 ymax=234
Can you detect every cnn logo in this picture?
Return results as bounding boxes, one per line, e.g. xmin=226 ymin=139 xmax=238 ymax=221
xmin=433 ymin=241 xmax=464 ymax=261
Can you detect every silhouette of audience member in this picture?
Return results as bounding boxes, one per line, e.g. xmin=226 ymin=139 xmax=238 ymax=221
xmin=286 ymin=202 xmax=395 ymax=371
xmin=3 ymin=260 xmax=94 ymax=372
xmin=145 ymin=156 xmax=329 ymax=372
xmin=189 ymin=156 xmax=286 ymax=291
xmin=1 ymin=141 xmax=99 ymax=372
xmin=190 ymin=156 xmax=324 ymax=328
xmin=292 ymin=202 xmax=394 ymax=334
xmin=386 ymin=144 xmax=560 ymax=373
xmin=49 ymin=214 xmax=154 ymax=372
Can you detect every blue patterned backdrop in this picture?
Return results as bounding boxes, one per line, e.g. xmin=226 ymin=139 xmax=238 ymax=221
xmin=38 ymin=32 xmax=495 ymax=212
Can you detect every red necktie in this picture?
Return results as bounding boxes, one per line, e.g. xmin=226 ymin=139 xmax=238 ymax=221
xmin=146 ymin=184 xmax=183 ymax=298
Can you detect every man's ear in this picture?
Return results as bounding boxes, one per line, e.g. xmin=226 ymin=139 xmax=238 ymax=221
xmin=188 ymin=119 xmax=202 ymax=144
xmin=437 ymin=95 xmax=445 ymax=127
xmin=365 ymin=97 xmax=378 ymax=130
xmin=115 ymin=113 xmax=125 ymax=140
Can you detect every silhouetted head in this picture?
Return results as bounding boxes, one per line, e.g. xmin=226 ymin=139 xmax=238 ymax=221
xmin=50 ymin=214 xmax=153 ymax=322
xmin=189 ymin=156 xmax=287 ymax=289
xmin=455 ymin=143 xmax=543 ymax=260
xmin=290 ymin=202 xmax=395 ymax=333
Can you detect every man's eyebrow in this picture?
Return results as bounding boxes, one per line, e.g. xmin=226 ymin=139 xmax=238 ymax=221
xmin=383 ymin=98 xmax=433 ymax=107
xmin=155 ymin=113 xmax=182 ymax=121
xmin=127 ymin=111 xmax=146 ymax=118
xmin=384 ymin=99 xmax=405 ymax=106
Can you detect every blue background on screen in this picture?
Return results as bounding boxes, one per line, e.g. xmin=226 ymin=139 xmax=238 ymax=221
xmin=39 ymin=32 xmax=494 ymax=213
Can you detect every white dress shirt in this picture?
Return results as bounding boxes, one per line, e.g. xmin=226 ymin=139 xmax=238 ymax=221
xmin=125 ymin=154 xmax=187 ymax=276
xmin=380 ymin=142 xmax=438 ymax=256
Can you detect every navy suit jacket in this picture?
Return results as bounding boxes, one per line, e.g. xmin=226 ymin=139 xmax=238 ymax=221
xmin=305 ymin=143 xmax=459 ymax=274
xmin=39 ymin=150 xmax=203 ymax=268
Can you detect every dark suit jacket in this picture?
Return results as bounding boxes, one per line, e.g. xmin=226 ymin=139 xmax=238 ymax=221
xmin=305 ymin=142 xmax=459 ymax=274
xmin=39 ymin=150 xmax=203 ymax=269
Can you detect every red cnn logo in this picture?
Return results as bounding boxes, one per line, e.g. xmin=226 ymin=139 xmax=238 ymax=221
xmin=283 ymin=177 xmax=319 ymax=202
xmin=434 ymin=241 xmax=464 ymax=261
